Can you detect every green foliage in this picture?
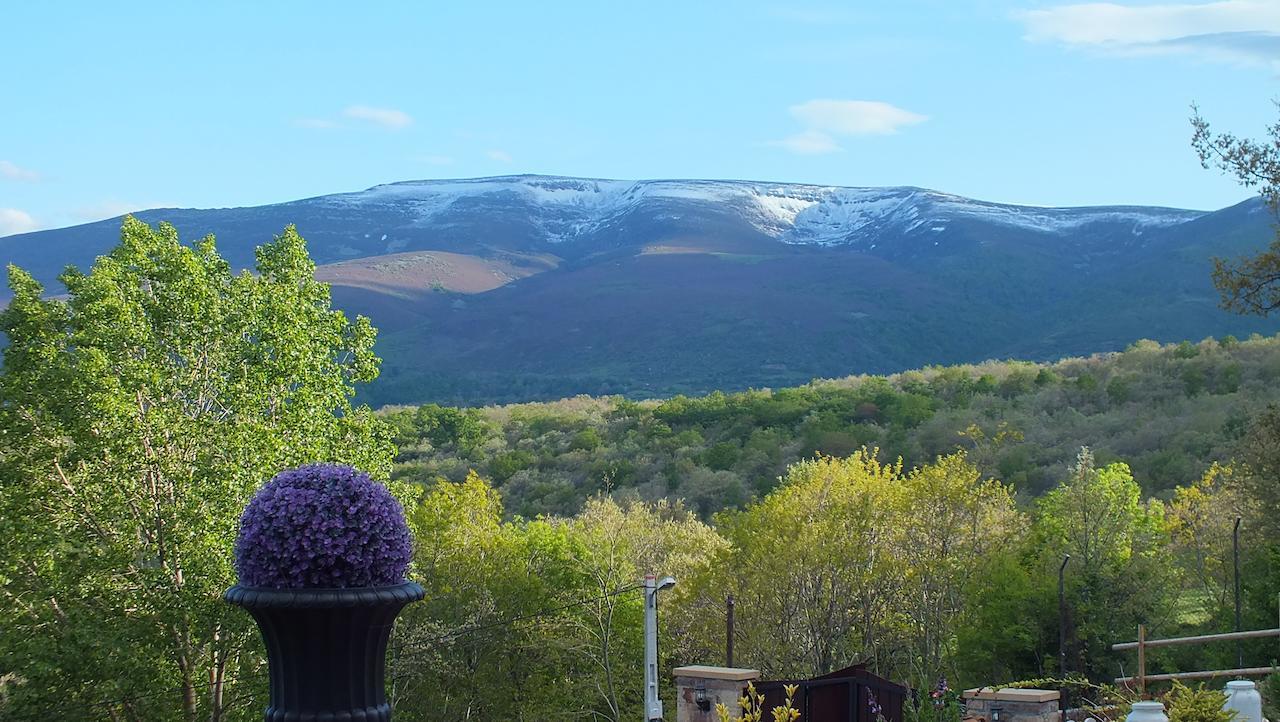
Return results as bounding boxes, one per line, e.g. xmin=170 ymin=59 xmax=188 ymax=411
xmin=0 ymin=219 xmax=394 ymax=720
xmin=1164 ymin=681 xmax=1234 ymax=722
xmin=703 ymin=451 xmax=1018 ymax=689
xmin=717 ymin=682 xmax=800 ymax=722
xmin=904 ymin=691 xmax=965 ymax=722
xmin=390 ymin=335 xmax=1280 ymax=516
xmin=1175 ymin=341 xmax=1201 ymax=359
xmin=1191 ymin=103 xmax=1280 ymax=315
xmin=390 ymin=472 xmax=725 ymax=721
xmin=1033 ymin=449 xmax=1173 ymax=680
xmin=1261 ymin=671 xmax=1280 ymax=722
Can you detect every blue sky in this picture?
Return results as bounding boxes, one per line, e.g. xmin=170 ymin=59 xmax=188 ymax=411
xmin=1 ymin=0 xmax=1277 ymax=236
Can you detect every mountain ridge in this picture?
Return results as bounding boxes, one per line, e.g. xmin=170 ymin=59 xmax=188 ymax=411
xmin=1 ymin=175 xmax=1274 ymax=406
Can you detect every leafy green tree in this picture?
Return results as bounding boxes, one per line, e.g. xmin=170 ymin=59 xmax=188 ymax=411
xmin=713 ymin=450 xmax=1018 ymax=688
xmin=1191 ymin=104 xmax=1280 ymax=314
xmin=395 ymin=472 xmax=600 ymax=721
xmin=1032 ymin=449 xmax=1174 ymax=681
xmin=715 ymin=451 xmax=904 ymax=678
xmin=953 ymin=544 xmax=1046 ymax=685
xmin=393 ymin=472 xmax=723 ymax=722
xmin=1226 ymin=406 xmax=1280 ymax=657
xmin=0 ymin=219 xmax=394 ymax=721
xmin=570 ymin=495 xmax=727 ymax=720
xmin=896 ymin=453 xmax=1020 ymax=680
xmin=1168 ymin=464 xmax=1254 ymax=619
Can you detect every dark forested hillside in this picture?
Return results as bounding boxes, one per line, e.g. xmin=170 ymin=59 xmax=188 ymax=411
xmin=3 ymin=177 xmax=1275 ymax=406
xmin=386 ymin=334 xmax=1280 ymax=516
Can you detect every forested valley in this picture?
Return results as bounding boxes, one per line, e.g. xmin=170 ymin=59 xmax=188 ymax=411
xmin=376 ymin=334 xmax=1280 ymax=717
xmin=386 ymin=335 xmax=1280 ymax=516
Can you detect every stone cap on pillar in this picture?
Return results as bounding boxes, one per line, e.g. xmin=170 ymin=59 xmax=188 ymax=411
xmin=673 ymin=665 xmax=760 ymax=682
xmin=962 ymin=688 xmax=1060 ymax=703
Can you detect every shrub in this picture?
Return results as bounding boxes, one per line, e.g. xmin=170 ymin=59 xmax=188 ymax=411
xmin=234 ymin=463 xmax=413 ymax=588
xmin=1164 ymin=681 xmax=1234 ymax=722
xmin=717 ymin=682 xmax=800 ymax=722
xmin=1261 ymin=671 xmax=1280 ymax=722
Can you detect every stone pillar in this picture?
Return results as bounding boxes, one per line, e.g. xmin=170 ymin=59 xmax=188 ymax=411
xmin=962 ymin=688 xmax=1062 ymax=722
xmin=673 ymin=665 xmax=760 ymax=722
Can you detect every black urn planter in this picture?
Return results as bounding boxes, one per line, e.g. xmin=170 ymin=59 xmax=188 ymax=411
xmin=226 ymin=581 xmax=425 ymax=722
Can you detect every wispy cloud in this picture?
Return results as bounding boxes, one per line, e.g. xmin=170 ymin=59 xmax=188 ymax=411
xmin=294 ymin=117 xmax=341 ymax=130
xmin=0 ymin=208 xmax=39 ymax=237
xmin=769 ymin=130 xmax=846 ymax=155
xmin=770 ymin=99 xmax=928 ymax=155
xmin=1018 ymin=1 xmax=1280 ymax=67
xmin=486 ymin=149 xmax=513 ymax=163
xmin=342 ymin=105 xmax=413 ymax=129
xmin=0 ymin=160 xmax=40 ymax=182
xmin=791 ymin=99 xmax=928 ymax=135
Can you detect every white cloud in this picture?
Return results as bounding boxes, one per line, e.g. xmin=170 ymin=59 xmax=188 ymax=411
xmin=770 ymin=99 xmax=926 ymax=155
xmin=0 ymin=208 xmax=39 ymax=236
xmin=1018 ymin=1 xmax=1280 ymax=66
xmin=294 ymin=117 xmax=341 ymax=129
xmin=342 ymin=105 xmax=413 ymax=129
xmin=790 ymin=100 xmax=928 ymax=135
xmin=486 ymin=149 xmax=513 ymax=163
xmin=768 ymin=130 xmax=845 ymax=155
xmin=0 ymin=160 xmax=40 ymax=182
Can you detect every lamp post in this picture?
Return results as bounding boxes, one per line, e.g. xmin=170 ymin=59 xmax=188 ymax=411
xmin=1234 ymin=516 xmax=1243 ymax=669
xmin=645 ymin=574 xmax=677 ymax=721
xmin=1059 ymin=554 xmax=1070 ymax=677
xmin=726 ymin=594 xmax=735 ymax=668
xmin=1058 ymin=554 xmax=1072 ymax=711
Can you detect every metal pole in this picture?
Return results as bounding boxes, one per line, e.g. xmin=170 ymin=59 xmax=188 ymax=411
xmin=1138 ymin=624 xmax=1147 ymax=698
xmin=1235 ymin=517 xmax=1243 ymax=670
xmin=644 ymin=575 xmax=662 ymax=721
xmin=1059 ymin=555 xmax=1070 ymax=676
xmin=644 ymin=574 xmax=676 ymax=721
xmin=726 ymin=594 xmax=735 ymax=668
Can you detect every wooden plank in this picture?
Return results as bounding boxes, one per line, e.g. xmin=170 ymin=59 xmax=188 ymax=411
xmin=1113 ymin=628 xmax=1280 ymax=651
xmin=1115 ymin=667 xmax=1277 ymax=685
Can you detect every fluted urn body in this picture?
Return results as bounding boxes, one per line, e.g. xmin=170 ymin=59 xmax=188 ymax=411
xmin=226 ymin=581 xmax=424 ymax=722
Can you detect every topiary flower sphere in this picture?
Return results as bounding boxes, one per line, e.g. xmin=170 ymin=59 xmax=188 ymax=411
xmin=234 ymin=463 xmax=412 ymax=588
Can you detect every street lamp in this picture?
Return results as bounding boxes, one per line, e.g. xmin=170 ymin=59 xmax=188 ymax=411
xmin=644 ymin=574 xmax=676 ymax=721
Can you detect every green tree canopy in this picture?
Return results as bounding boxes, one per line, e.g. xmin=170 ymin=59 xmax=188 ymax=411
xmin=1032 ymin=449 xmax=1173 ymax=680
xmin=0 ymin=218 xmax=395 ymax=721
xmin=1192 ymin=103 xmax=1280 ymax=314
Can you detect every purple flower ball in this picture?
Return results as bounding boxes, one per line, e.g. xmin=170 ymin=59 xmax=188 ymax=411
xmin=234 ymin=463 xmax=412 ymax=588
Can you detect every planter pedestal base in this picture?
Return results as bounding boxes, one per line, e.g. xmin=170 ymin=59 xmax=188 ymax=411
xmin=226 ymin=582 xmax=425 ymax=722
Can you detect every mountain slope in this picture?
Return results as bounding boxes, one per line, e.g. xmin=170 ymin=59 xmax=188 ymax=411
xmin=1 ymin=176 xmax=1274 ymax=405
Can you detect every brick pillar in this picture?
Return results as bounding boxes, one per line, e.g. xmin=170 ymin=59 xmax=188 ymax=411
xmin=673 ymin=665 xmax=760 ymax=722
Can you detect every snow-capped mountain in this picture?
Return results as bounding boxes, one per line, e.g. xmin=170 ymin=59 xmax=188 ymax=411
xmin=0 ymin=174 xmax=1215 ymax=280
xmin=0 ymin=175 xmax=1271 ymax=405
xmin=315 ymin=175 xmax=1204 ymax=250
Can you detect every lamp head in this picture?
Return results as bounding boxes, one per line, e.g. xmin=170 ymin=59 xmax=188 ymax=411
xmin=657 ymin=576 xmax=676 ymax=592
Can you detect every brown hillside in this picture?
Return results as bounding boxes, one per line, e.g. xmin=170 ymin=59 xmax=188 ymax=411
xmin=315 ymin=250 xmax=559 ymax=299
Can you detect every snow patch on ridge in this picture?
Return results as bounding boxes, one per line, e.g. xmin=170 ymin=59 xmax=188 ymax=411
xmin=320 ymin=175 xmax=1207 ymax=247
